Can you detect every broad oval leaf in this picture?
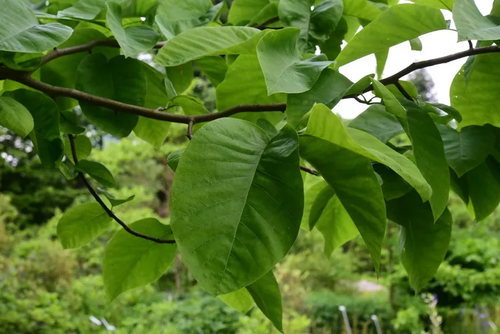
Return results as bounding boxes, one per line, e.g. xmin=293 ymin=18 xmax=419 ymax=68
xmin=75 ymin=54 xmax=142 ymax=137
xmin=106 ymin=2 xmax=159 ymax=57
xmin=103 ymin=218 xmax=176 ymax=301
xmin=453 ymin=0 xmax=500 ymax=41
xmin=219 ymin=288 xmax=254 ymax=314
xmin=155 ymin=26 xmax=262 ymax=66
xmin=75 ymin=160 xmax=116 ymax=188
xmin=438 ymin=124 xmax=495 ymax=177
xmin=0 ymin=0 xmax=72 ymax=53
xmin=299 ymin=104 xmax=386 ymax=271
xmin=57 ymin=202 xmax=112 ymax=249
xmin=170 ymin=119 xmax=303 ymax=295
xmin=387 ymin=191 xmax=452 ymax=292
xmin=335 ymin=4 xmax=447 ymax=66
xmin=451 ymin=53 xmax=500 ymax=128
xmin=0 ymin=96 xmax=34 ymax=138
xmin=467 ymin=159 xmax=500 ymax=221
xmin=256 ymin=28 xmax=333 ymax=94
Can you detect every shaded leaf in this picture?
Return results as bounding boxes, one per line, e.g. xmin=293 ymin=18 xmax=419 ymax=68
xmin=103 ymin=218 xmax=176 ymax=301
xmin=219 ymin=289 xmax=254 ymax=314
xmin=76 ymin=160 xmax=116 ymax=188
xmin=196 ymin=56 xmax=228 ymax=87
xmin=348 ymin=104 xmax=404 ymax=143
xmin=64 ymin=135 xmax=92 ymax=163
xmin=467 ymin=159 xmax=500 ymax=221
xmin=0 ymin=96 xmax=34 ymax=138
xmin=167 ymin=149 xmax=185 ymax=172
xmin=247 ymin=270 xmax=283 ymax=332
xmin=453 ymin=0 xmax=500 ymax=41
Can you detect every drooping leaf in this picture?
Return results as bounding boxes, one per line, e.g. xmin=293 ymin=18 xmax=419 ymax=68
xmin=344 ymin=74 xmax=373 ymax=96
xmin=437 ymin=124 xmax=494 ymax=177
xmin=196 ymin=56 xmax=228 ymax=87
xmin=336 ymin=4 xmax=447 ymax=66
xmin=387 ymin=191 xmax=452 ymax=292
xmin=386 ymin=81 xmax=419 ymax=100
xmin=156 ymin=0 xmax=222 ymax=39
xmin=451 ymin=53 xmax=500 ymax=128
xmin=430 ymin=103 xmax=462 ymax=123
xmin=467 ymin=159 xmax=500 ymax=221
xmin=404 ymin=102 xmax=449 ymax=221
xmin=216 ymin=54 xmax=286 ymax=125
xmin=257 ymin=29 xmax=332 ymax=94
xmin=278 ymin=0 xmax=314 ymax=51
xmin=0 ymin=96 xmax=34 ymax=138
xmin=0 ymin=0 xmax=72 ymax=53
xmin=170 ymin=120 xmax=303 ymax=295
xmin=76 ymin=54 xmax=143 ymax=138
xmin=371 ymin=79 xmax=406 ymax=118
xmin=133 ymin=64 xmax=172 ymax=148
xmin=246 ymin=270 xmax=283 ymax=332
xmin=311 ymin=182 xmax=359 ymax=257
xmin=106 ymin=2 xmax=159 ymax=57
xmin=286 ymin=69 xmax=352 ymax=128
xmin=409 ymin=37 xmax=423 ymax=51
xmin=299 ymin=104 xmax=386 ymax=270
xmin=219 ymin=288 xmax=254 ymax=314
xmin=155 ymin=26 xmax=262 ymax=66
xmin=57 ymin=202 xmax=112 ymax=249
xmin=167 ymin=149 xmax=185 ymax=172
xmin=300 ymin=174 xmax=327 ymax=230
xmin=98 ymin=188 xmax=135 ymax=207
xmin=309 ymin=0 xmax=344 ymax=43
xmin=317 ymin=16 xmax=348 ymax=60
xmin=453 ymin=0 xmax=500 ymax=41
xmin=375 ymin=165 xmax=413 ymax=200
xmin=348 ymin=105 xmax=404 ymax=143
xmin=103 ymin=218 xmax=176 ymax=301
xmin=64 ymin=135 xmax=92 ymax=163
xmin=75 ymin=160 xmax=116 ymax=188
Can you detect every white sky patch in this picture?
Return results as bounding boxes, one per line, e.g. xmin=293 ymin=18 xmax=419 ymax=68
xmin=335 ymin=0 xmax=494 ymax=119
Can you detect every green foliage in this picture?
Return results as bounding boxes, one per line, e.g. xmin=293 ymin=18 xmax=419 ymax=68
xmin=1 ymin=0 xmax=500 ymax=327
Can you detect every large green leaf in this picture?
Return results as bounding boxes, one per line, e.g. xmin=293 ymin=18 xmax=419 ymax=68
xmin=246 ymin=270 xmax=283 ymax=332
xmin=133 ymin=64 xmax=172 ymax=148
xmin=58 ymin=0 xmax=106 ymax=20
xmin=196 ymin=56 xmax=228 ymax=87
xmin=156 ymin=0 xmax=221 ymax=39
xmin=387 ymin=191 xmax=452 ymax=292
xmin=228 ymin=0 xmax=272 ymax=25
xmin=57 ymin=202 xmax=112 ymax=249
xmin=286 ymin=69 xmax=352 ymax=128
xmin=103 ymin=218 xmax=177 ymax=301
xmin=278 ymin=0 xmax=314 ymax=50
xmin=106 ymin=2 xmax=159 ymax=57
xmin=450 ymin=53 xmax=500 ymax=128
xmin=216 ymin=55 xmax=286 ymax=125
xmin=371 ymin=79 xmax=406 ymax=118
xmin=336 ymin=4 xmax=446 ymax=66
xmin=453 ymin=0 xmax=500 ymax=41
xmin=0 ymin=96 xmax=34 ymax=138
xmin=410 ymin=0 xmax=454 ymax=10
xmin=309 ymin=0 xmax=344 ymax=43
xmin=0 ymin=0 xmax=72 ymax=53
xmin=75 ymin=54 xmax=143 ymax=138
xmin=155 ymin=26 xmax=262 ymax=66
xmin=343 ymin=0 xmax=381 ymax=21
xmin=41 ymin=28 xmax=119 ymax=111
xmin=467 ymin=159 xmax=500 ymax=221
xmin=5 ymin=90 xmax=63 ymax=167
xmin=310 ymin=181 xmax=359 ymax=257
xmin=257 ymin=29 xmax=332 ymax=94
xmin=75 ymin=160 xmax=116 ymax=188
xmin=166 ymin=63 xmax=194 ymax=94
xmin=438 ymin=125 xmax=495 ymax=177
xmin=219 ymin=289 xmax=254 ymax=314
xmin=405 ymin=103 xmax=450 ymax=221
xmin=170 ymin=119 xmax=303 ymax=295
xmin=299 ymin=104 xmax=386 ymax=270
xmin=348 ymin=105 xmax=404 ymax=143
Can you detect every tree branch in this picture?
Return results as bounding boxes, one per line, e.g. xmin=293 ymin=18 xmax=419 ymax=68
xmin=0 ymin=67 xmax=286 ymax=124
xmin=254 ymin=17 xmax=281 ymax=30
xmin=68 ymin=135 xmax=175 ymax=244
xmin=300 ymin=166 xmax=319 ymax=176
xmin=40 ymin=39 xmax=167 ymax=67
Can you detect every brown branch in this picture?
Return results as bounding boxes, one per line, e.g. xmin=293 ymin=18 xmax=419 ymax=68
xmin=300 ymin=166 xmax=319 ymax=176
xmin=0 ymin=67 xmax=286 ymax=124
xmin=40 ymin=39 xmax=167 ymax=67
xmin=187 ymin=119 xmax=194 ymax=140
xmin=68 ymin=135 xmax=175 ymax=244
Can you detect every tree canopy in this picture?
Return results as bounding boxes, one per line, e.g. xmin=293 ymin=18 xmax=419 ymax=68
xmin=1 ymin=0 xmax=500 ymax=331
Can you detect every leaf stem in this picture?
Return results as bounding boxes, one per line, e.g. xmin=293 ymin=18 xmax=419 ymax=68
xmin=68 ymin=135 xmax=175 ymax=244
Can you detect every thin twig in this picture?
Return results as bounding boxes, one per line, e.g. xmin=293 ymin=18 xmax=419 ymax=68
xmin=468 ymin=40 xmax=474 ymax=50
xmin=187 ymin=119 xmax=194 ymax=140
xmin=254 ymin=17 xmax=280 ymax=29
xmin=300 ymin=166 xmax=319 ymax=176
xmin=394 ymin=81 xmax=413 ymax=101
xmin=68 ymin=135 xmax=175 ymax=244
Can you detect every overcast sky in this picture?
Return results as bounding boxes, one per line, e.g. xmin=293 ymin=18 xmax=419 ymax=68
xmin=335 ymin=0 xmax=494 ymax=119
